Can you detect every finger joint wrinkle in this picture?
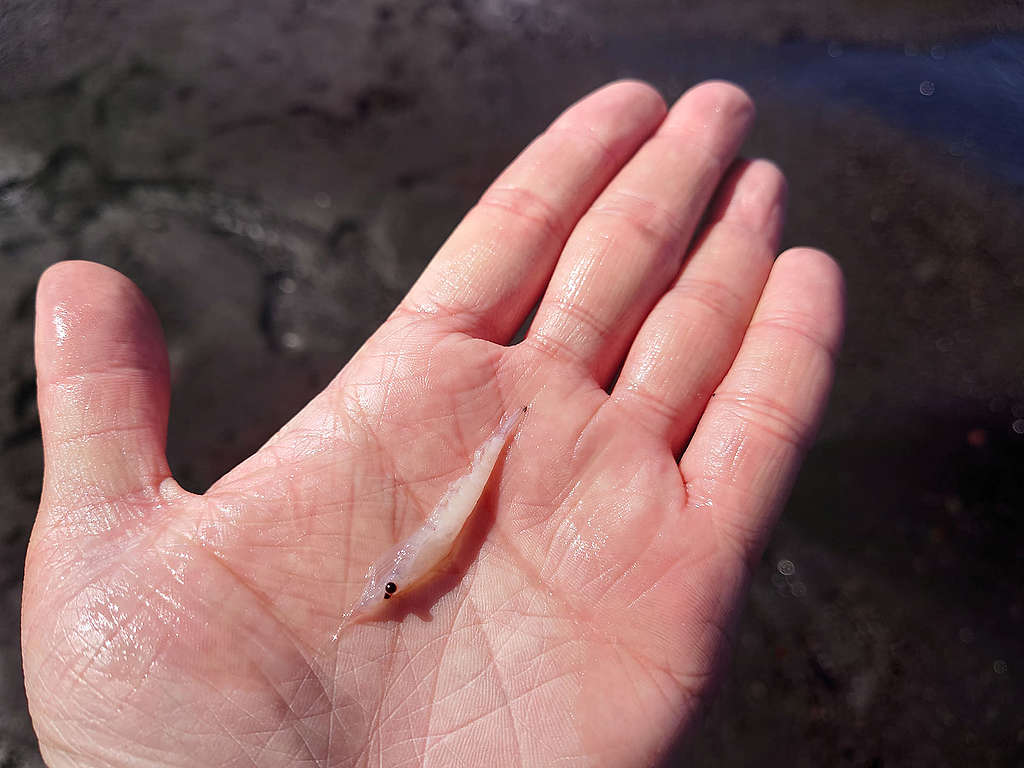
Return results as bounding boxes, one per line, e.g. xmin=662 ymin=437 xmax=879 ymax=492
xmin=711 ymin=390 xmax=813 ymax=452
xmin=476 ymin=185 xmax=569 ymax=242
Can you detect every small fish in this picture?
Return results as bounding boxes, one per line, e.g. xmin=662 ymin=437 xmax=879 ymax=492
xmin=342 ymin=406 xmax=527 ymax=625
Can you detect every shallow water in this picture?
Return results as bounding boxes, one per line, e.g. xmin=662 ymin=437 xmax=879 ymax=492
xmin=607 ymin=33 xmax=1024 ymax=184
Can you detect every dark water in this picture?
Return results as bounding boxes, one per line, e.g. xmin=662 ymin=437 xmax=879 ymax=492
xmin=609 ymin=33 xmax=1024 ymax=185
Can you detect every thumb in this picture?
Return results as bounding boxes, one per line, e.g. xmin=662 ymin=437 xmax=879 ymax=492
xmin=34 ymin=260 xmax=177 ymax=535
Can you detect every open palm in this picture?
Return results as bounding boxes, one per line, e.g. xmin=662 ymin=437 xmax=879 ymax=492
xmin=23 ymin=81 xmax=843 ymax=767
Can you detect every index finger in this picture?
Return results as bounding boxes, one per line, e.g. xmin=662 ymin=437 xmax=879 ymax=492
xmin=398 ymin=80 xmax=667 ymax=343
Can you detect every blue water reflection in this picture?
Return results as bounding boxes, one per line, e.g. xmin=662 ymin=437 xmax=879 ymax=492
xmin=610 ymin=34 xmax=1024 ymax=184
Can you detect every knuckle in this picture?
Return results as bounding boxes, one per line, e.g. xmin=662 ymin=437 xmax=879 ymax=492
xmin=589 ymin=188 xmax=684 ymax=244
xmin=476 ymin=185 xmax=566 ymax=240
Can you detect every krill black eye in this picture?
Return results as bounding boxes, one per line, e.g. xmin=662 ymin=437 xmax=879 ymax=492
xmin=385 ymin=582 xmax=397 ymax=594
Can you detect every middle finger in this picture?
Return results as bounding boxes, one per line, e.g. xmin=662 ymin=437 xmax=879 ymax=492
xmin=522 ymin=81 xmax=755 ymax=385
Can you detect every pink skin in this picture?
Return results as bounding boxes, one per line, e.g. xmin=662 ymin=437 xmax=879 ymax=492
xmin=23 ymin=80 xmax=843 ymax=768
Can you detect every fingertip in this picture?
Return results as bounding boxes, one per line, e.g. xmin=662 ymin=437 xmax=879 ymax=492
xmin=559 ymin=79 xmax=667 ymax=135
xmin=35 ymin=260 xmax=167 ymax=384
xmin=597 ymin=78 xmax=668 ymax=116
xmin=770 ymin=247 xmax=846 ymax=350
xmin=743 ymin=158 xmax=788 ymax=211
xmin=658 ymin=81 xmax=756 ymax=173
xmin=775 ymin=247 xmax=845 ymax=298
xmin=708 ymin=158 xmax=788 ymax=246
xmin=37 ymin=259 xmax=137 ymax=308
xmin=678 ymin=79 xmax=756 ymax=127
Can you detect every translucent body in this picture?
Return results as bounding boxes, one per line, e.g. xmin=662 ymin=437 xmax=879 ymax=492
xmin=344 ymin=406 xmax=526 ymax=623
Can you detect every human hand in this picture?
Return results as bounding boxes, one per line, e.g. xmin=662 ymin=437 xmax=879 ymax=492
xmin=23 ymin=80 xmax=843 ymax=767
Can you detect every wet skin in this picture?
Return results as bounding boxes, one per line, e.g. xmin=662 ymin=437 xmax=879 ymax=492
xmin=23 ymin=80 xmax=843 ymax=767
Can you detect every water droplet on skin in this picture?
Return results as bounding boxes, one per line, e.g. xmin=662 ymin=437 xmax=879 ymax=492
xmin=919 ymin=80 xmax=936 ymax=97
xmin=52 ymin=306 xmax=70 ymax=346
xmin=282 ymin=331 xmax=304 ymax=350
xmin=1011 ymin=419 xmax=1024 ymax=435
xmin=315 ymin=194 xmax=332 ymax=209
xmin=279 ymin=277 xmax=297 ymax=294
xmin=777 ymin=559 xmax=796 ymax=576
